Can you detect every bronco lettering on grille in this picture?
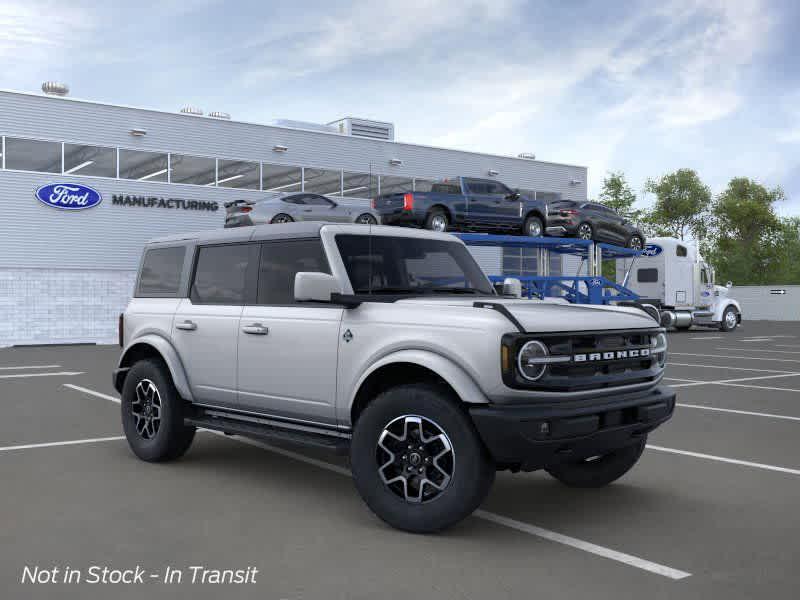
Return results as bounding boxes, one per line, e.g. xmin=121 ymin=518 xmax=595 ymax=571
xmin=573 ymin=348 xmax=650 ymax=362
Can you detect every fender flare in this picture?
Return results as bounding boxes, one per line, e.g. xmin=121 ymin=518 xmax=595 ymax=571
xmin=713 ymin=298 xmax=742 ymax=322
xmin=350 ymin=349 xmax=489 ymax=410
xmin=116 ymin=334 xmax=194 ymax=401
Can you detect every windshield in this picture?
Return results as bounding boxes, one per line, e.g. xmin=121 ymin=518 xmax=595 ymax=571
xmin=335 ymin=234 xmax=495 ymax=295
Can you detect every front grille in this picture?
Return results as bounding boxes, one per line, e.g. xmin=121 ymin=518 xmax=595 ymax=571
xmin=503 ymin=329 xmax=663 ymax=392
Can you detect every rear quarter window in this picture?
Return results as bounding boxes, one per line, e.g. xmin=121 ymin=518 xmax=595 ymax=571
xmin=136 ymin=246 xmax=186 ymax=296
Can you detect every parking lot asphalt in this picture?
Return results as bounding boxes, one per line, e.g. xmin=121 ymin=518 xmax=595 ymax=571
xmin=1 ymin=322 xmax=799 ymax=599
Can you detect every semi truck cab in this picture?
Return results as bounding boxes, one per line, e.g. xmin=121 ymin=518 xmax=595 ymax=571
xmin=618 ymin=237 xmax=742 ymax=331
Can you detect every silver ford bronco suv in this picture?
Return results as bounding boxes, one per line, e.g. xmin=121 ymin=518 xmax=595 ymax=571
xmin=114 ymin=223 xmax=675 ymax=532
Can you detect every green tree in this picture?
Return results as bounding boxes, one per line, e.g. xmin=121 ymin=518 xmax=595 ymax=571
xmin=643 ymin=169 xmax=712 ymax=240
xmin=705 ymin=178 xmax=788 ymax=284
xmin=598 ymin=171 xmax=640 ymax=221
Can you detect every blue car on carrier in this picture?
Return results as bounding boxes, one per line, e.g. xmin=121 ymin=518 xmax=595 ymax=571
xmin=372 ymin=176 xmax=548 ymax=236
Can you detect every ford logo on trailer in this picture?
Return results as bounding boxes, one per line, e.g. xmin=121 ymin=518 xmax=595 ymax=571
xmin=642 ymin=244 xmax=663 ymax=257
xmin=35 ymin=183 xmax=103 ymax=210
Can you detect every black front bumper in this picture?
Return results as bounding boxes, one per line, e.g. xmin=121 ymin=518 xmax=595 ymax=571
xmin=469 ymin=386 xmax=675 ymax=471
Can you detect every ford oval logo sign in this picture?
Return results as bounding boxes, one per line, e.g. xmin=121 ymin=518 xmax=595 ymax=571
xmin=35 ymin=183 xmax=103 ymax=210
xmin=642 ymin=244 xmax=663 ymax=257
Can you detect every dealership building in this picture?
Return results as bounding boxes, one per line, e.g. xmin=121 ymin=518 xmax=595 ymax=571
xmin=0 ymin=85 xmax=588 ymax=346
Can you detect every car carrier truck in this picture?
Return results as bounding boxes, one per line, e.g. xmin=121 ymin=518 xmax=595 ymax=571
xmin=617 ymin=237 xmax=742 ymax=331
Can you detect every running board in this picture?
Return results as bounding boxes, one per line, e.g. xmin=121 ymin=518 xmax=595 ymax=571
xmin=185 ymin=413 xmax=350 ymax=454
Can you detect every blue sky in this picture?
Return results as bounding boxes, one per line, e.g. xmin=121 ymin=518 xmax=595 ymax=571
xmin=3 ymin=0 xmax=799 ymax=215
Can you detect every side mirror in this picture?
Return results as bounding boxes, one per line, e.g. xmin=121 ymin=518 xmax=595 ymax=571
xmin=502 ymin=277 xmax=523 ymax=298
xmin=726 ymin=281 xmax=733 ymax=289
xmin=506 ymin=191 xmax=521 ymax=201
xmin=294 ymin=272 xmax=341 ymax=302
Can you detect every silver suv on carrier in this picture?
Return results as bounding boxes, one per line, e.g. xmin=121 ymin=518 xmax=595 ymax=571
xmin=114 ymin=223 xmax=675 ymax=532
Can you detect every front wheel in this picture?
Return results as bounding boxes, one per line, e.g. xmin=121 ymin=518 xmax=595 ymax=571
xmin=121 ymin=359 xmax=195 ymax=462
xmin=545 ymin=437 xmax=646 ymax=488
xmin=523 ymin=215 xmax=544 ymax=237
xmin=350 ymin=383 xmax=495 ymax=533
xmin=720 ymin=306 xmax=739 ymax=331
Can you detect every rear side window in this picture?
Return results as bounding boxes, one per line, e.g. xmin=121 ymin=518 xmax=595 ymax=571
xmin=637 ymin=268 xmax=659 ymax=283
xmin=137 ymin=247 xmax=186 ymax=296
xmin=676 ymin=245 xmax=688 ymax=257
xmin=430 ymin=183 xmax=461 ymax=194
xmin=191 ymin=244 xmax=252 ymax=305
xmin=257 ymin=239 xmax=330 ymax=305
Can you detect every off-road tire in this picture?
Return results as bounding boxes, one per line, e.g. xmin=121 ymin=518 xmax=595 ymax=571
xmin=524 ymin=215 xmax=544 ymax=237
xmin=424 ymin=209 xmax=449 ymax=232
xmin=121 ymin=359 xmax=196 ymax=462
xmin=545 ymin=437 xmax=646 ymax=488
xmin=350 ymin=383 xmax=495 ymax=533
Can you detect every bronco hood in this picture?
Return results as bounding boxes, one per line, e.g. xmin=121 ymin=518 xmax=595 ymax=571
xmin=395 ymin=297 xmax=658 ymax=332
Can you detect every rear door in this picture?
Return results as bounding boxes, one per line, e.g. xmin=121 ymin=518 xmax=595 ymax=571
xmin=465 ymin=179 xmax=517 ymax=228
xmin=236 ymin=238 xmax=343 ymax=426
xmin=171 ymin=242 xmax=258 ymax=406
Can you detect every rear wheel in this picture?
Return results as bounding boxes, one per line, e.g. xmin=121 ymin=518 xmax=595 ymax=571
xmin=121 ymin=359 xmax=195 ymax=462
xmin=270 ymin=213 xmax=294 ymax=224
xmin=577 ymin=222 xmax=593 ymax=240
xmin=627 ymin=235 xmax=644 ymax=250
xmin=523 ymin=215 xmax=544 ymax=237
xmin=350 ymin=383 xmax=494 ymax=533
xmin=424 ymin=209 xmax=449 ymax=232
xmin=356 ymin=213 xmax=377 ymax=225
xmin=546 ymin=437 xmax=646 ymax=488
xmin=720 ymin=306 xmax=738 ymax=331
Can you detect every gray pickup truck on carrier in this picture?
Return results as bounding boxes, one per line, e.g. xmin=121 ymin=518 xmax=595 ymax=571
xmin=373 ymin=176 xmax=549 ymax=236
xmin=114 ymin=222 xmax=675 ymax=532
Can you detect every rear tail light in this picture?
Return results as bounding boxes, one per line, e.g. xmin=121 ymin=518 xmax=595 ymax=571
xmin=371 ymin=198 xmax=376 ymax=209
xmin=403 ymin=193 xmax=414 ymax=211
xmin=560 ymin=209 xmax=578 ymax=216
xmin=240 ymin=206 xmax=252 ymax=213
xmin=118 ymin=313 xmax=124 ymax=347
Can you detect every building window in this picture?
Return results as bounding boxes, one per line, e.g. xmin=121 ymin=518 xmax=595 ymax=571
xmin=119 ymin=149 xmax=169 ymax=182
xmin=217 ymin=159 xmax=260 ymax=189
xmin=262 ymin=163 xmax=302 ymax=192
xmin=341 ymin=171 xmax=378 ymax=199
xmin=379 ymin=176 xmax=413 ymax=196
xmin=4 ymin=137 xmax=61 ymax=173
xmin=63 ymin=143 xmax=117 ymax=177
xmin=304 ymin=167 xmax=342 ymax=196
xmin=170 ymin=154 xmax=216 ymax=186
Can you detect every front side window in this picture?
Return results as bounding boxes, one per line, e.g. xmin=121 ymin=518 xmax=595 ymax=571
xmin=4 ymin=137 xmax=61 ymax=173
xmin=701 ymin=269 xmax=708 ymax=284
xmin=676 ymin=245 xmax=688 ymax=257
xmin=137 ymin=246 xmax=186 ymax=296
xmin=257 ymin=239 xmax=330 ymax=305
xmin=335 ymin=235 xmax=493 ymax=295
xmin=305 ymin=194 xmax=334 ymax=206
xmin=485 ymin=181 xmax=512 ymax=196
xmin=191 ymin=244 xmax=252 ymax=305
xmin=465 ymin=179 xmax=488 ymax=194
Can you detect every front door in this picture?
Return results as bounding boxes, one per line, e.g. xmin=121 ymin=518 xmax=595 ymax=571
xmin=171 ymin=243 xmax=257 ymax=406
xmin=236 ymin=239 xmax=343 ymax=426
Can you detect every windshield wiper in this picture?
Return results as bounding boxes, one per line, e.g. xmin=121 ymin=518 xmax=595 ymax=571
xmin=428 ymin=287 xmax=485 ymax=294
xmin=353 ymin=287 xmax=424 ymax=295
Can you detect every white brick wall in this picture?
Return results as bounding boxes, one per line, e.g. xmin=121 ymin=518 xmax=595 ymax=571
xmin=0 ymin=269 xmax=136 ymax=346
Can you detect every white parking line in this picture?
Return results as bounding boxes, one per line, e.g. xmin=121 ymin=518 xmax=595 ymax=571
xmin=647 ymin=445 xmax=800 ymax=476
xmin=676 ymin=403 xmax=800 ymax=422
xmin=64 ymin=384 xmax=120 ymax=404
xmin=671 ymin=352 xmax=800 ymax=364
xmin=717 ymin=347 xmax=800 ymax=355
xmin=718 ymin=382 xmax=800 ymax=394
xmin=688 ymin=336 xmax=723 ymax=340
xmin=0 ymin=436 xmax=125 ymax=453
xmin=739 ymin=338 xmax=773 ymax=342
xmin=64 ymin=384 xmax=691 ymax=580
xmin=0 ymin=364 xmax=61 ymax=370
xmin=775 ymin=344 xmax=800 ymax=349
xmin=667 ymin=362 xmax=796 ymax=374
xmin=666 ymin=373 xmax=800 ymax=388
xmin=0 ymin=371 xmax=84 ymax=379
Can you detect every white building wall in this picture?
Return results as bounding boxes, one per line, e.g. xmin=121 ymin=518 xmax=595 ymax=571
xmin=728 ymin=285 xmax=800 ymax=321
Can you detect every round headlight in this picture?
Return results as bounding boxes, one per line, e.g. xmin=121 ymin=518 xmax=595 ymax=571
xmin=651 ymin=332 xmax=667 ymax=366
xmin=517 ymin=340 xmax=549 ymax=381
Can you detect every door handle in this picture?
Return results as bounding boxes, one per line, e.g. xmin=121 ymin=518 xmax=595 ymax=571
xmin=175 ymin=320 xmax=197 ymax=331
xmin=242 ymin=323 xmax=269 ymax=335
xmin=303 ymin=209 xmax=313 ymax=212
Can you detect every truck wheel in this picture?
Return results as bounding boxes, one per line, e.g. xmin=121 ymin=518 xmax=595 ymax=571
xmin=545 ymin=437 xmax=646 ymax=488
xmin=350 ymin=383 xmax=495 ymax=533
xmin=121 ymin=359 xmax=196 ymax=462
xmin=424 ymin=209 xmax=449 ymax=232
xmin=577 ymin=222 xmax=594 ymax=240
xmin=627 ymin=235 xmax=644 ymax=250
xmin=523 ymin=215 xmax=544 ymax=237
xmin=720 ymin=306 xmax=738 ymax=331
